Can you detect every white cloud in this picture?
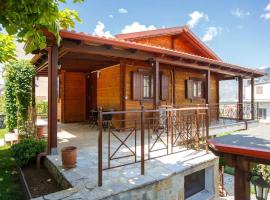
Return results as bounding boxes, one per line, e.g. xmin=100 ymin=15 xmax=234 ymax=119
xmin=261 ymin=3 xmax=270 ymax=20
xmin=121 ymin=22 xmax=156 ymax=34
xmin=202 ymin=27 xmax=222 ymax=42
xmin=93 ymin=21 xmax=113 ymax=38
xmin=231 ymin=8 xmax=250 ymax=17
xmin=108 ymin=14 xmax=114 ymax=19
xmin=187 ymin=11 xmax=208 ymax=28
xmin=265 ymin=3 xmax=270 ymax=11
xmin=118 ymin=8 xmax=128 ymax=14
xmin=261 ymin=13 xmax=270 ymax=20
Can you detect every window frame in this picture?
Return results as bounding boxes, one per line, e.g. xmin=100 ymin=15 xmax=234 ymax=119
xmin=256 ymin=86 xmax=263 ymax=95
xmin=142 ymin=72 xmax=154 ymax=100
xmin=188 ymin=77 xmax=205 ymax=100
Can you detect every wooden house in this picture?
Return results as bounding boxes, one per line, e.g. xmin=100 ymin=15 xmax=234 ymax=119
xmin=31 ymin=26 xmax=264 ymax=153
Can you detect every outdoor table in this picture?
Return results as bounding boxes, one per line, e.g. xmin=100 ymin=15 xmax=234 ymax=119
xmin=89 ymin=109 xmax=113 ymax=130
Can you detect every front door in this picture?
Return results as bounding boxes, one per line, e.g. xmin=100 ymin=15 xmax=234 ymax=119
xmin=64 ymin=72 xmax=86 ymax=122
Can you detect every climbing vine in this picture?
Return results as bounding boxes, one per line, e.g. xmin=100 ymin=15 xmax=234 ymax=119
xmin=4 ymin=60 xmax=36 ymax=135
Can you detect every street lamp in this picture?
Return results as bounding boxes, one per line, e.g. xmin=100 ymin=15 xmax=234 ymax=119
xmin=251 ymin=173 xmax=270 ymax=200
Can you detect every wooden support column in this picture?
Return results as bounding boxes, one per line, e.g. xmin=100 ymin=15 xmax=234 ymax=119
xmin=120 ymin=60 xmax=126 ymax=127
xmin=251 ymin=77 xmax=255 ymax=120
xmin=217 ymin=77 xmax=220 ymax=119
xmin=172 ymin=67 xmax=176 ymax=106
xmin=206 ymin=70 xmax=211 ymax=104
xmin=238 ymin=76 xmax=243 ymax=120
xmin=206 ymin=70 xmax=211 ymax=138
xmin=47 ymin=44 xmax=58 ymax=154
xmin=120 ymin=60 xmax=126 ymax=111
xmin=153 ymin=60 xmax=160 ymax=109
xmin=234 ymin=156 xmax=250 ymax=200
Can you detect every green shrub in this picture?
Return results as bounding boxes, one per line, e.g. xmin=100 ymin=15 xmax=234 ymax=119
xmin=36 ymin=100 xmax=48 ymax=116
xmin=0 ymin=96 xmax=5 ymax=113
xmin=11 ymin=138 xmax=47 ymax=167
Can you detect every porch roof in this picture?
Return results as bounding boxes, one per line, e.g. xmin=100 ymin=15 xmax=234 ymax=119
xmin=208 ymin=125 xmax=270 ymax=164
xmin=32 ymin=29 xmax=266 ymax=78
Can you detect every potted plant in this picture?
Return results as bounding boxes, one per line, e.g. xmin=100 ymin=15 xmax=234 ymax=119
xmin=36 ymin=125 xmax=46 ymax=138
xmin=61 ymin=146 xmax=77 ymax=168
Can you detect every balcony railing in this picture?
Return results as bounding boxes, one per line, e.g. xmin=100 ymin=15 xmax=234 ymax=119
xmin=97 ymin=106 xmax=209 ymax=186
xmin=96 ymin=102 xmax=259 ymax=186
xmin=209 ymin=102 xmax=258 ymax=121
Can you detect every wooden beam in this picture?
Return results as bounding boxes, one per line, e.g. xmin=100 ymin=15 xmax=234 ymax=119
xmin=153 ymin=60 xmax=160 ymax=109
xmin=238 ymin=76 xmax=243 ymax=120
xmin=156 ymin=58 xmax=251 ymax=77
xmin=217 ymin=77 xmax=220 ymax=119
xmin=63 ymin=41 xmax=154 ymax=61
xmin=47 ymin=44 xmax=58 ymax=154
xmin=235 ymin=157 xmax=250 ymax=200
xmin=120 ymin=60 xmax=126 ymax=111
xmin=251 ymin=77 xmax=255 ymax=120
xmin=173 ymin=67 xmax=176 ymax=106
xmin=206 ymin=70 xmax=211 ymax=104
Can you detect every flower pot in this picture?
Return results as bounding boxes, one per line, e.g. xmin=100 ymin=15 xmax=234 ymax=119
xmin=61 ymin=146 xmax=77 ymax=168
xmin=37 ymin=125 xmax=45 ymax=139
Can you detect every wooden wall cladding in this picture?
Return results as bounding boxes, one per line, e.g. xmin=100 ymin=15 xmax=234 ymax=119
xmin=133 ymin=35 xmax=212 ymax=59
xmin=63 ymin=72 xmax=86 ymax=122
xmin=97 ymin=65 xmax=121 ymax=111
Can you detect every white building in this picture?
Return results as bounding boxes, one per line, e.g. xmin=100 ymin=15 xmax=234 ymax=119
xmin=35 ymin=77 xmax=48 ymax=101
xmin=245 ymin=81 xmax=270 ymax=123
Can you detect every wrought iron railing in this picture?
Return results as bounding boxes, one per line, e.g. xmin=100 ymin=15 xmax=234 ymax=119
xmin=97 ymin=106 xmax=209 ymax=186
xmin=209 ymin=102 xmax=258 ymax=121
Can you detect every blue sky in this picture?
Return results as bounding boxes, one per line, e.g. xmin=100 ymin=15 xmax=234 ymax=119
xmin=60 ymin=0 xmax=270 ymax=69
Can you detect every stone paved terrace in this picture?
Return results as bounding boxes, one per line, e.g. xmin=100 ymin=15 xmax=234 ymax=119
xmin=32 ymin=123 xmax=219 ymax=200
xmin=35 ymin=148 xmax=218 ymax=200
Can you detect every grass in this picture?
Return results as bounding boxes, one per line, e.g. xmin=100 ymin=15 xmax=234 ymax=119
xmin=0 ymin=128 xmax=25 ymax=200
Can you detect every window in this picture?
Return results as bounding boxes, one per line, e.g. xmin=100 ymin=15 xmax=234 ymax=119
xmin=258 ymin=108 xmax=267 ymax=119
xmin=132 ymin=71 xmax=169 ymax=101
xmin=256 ymin=86 xmax=263 ymax=94
xmin=186 ymin=78 xmax=205 ymax=100
xmin=193 ymin=80 xmax=203 ymax=98
xmin=184 ymin=169 xmax=205 ymax=198
xmin=143 ymin=74 xmax=153 ymax=99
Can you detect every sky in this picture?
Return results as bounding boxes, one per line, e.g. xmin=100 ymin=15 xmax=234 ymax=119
xmin=59 ymin=0 xmax=270 ymax=69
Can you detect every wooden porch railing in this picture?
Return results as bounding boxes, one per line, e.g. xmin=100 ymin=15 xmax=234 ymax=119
xmin=97 ymin=106 xmax=209 ymax=186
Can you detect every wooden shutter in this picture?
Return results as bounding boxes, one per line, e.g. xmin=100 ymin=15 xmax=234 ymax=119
xmin=185 ymin=79 xmax=194 ymax=99
xmin=201 ymin=81 xmax=206 ymax=99
xmin=132 ymin=71 xmax=142 ymax=100
xmin=160 ymin=74 xmax=169 ymax=100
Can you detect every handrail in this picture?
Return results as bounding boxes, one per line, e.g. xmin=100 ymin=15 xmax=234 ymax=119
xmin=101 ymin=106 xmax=208 ymax=115
xmin=97 ymin=105 xmax=209 ymax=186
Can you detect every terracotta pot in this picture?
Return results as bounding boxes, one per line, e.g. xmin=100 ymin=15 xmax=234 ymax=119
xmin=37 ymin=125 xmax=45 ymax=139
xmin=61 ymin=146 xmax=77 ymax=168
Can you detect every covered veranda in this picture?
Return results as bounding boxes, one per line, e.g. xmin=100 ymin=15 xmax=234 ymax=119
xmin=31 ymin=30 xmax=265 ymax=154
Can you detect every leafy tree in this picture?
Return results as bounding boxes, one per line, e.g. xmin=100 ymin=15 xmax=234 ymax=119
xmin=0 ymin=33 xmax=16 ymax=63
xmin=0 ymin=0 xmax=83 ymax=57
xmin=4 ymin=60 xmax=36 ymax=134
